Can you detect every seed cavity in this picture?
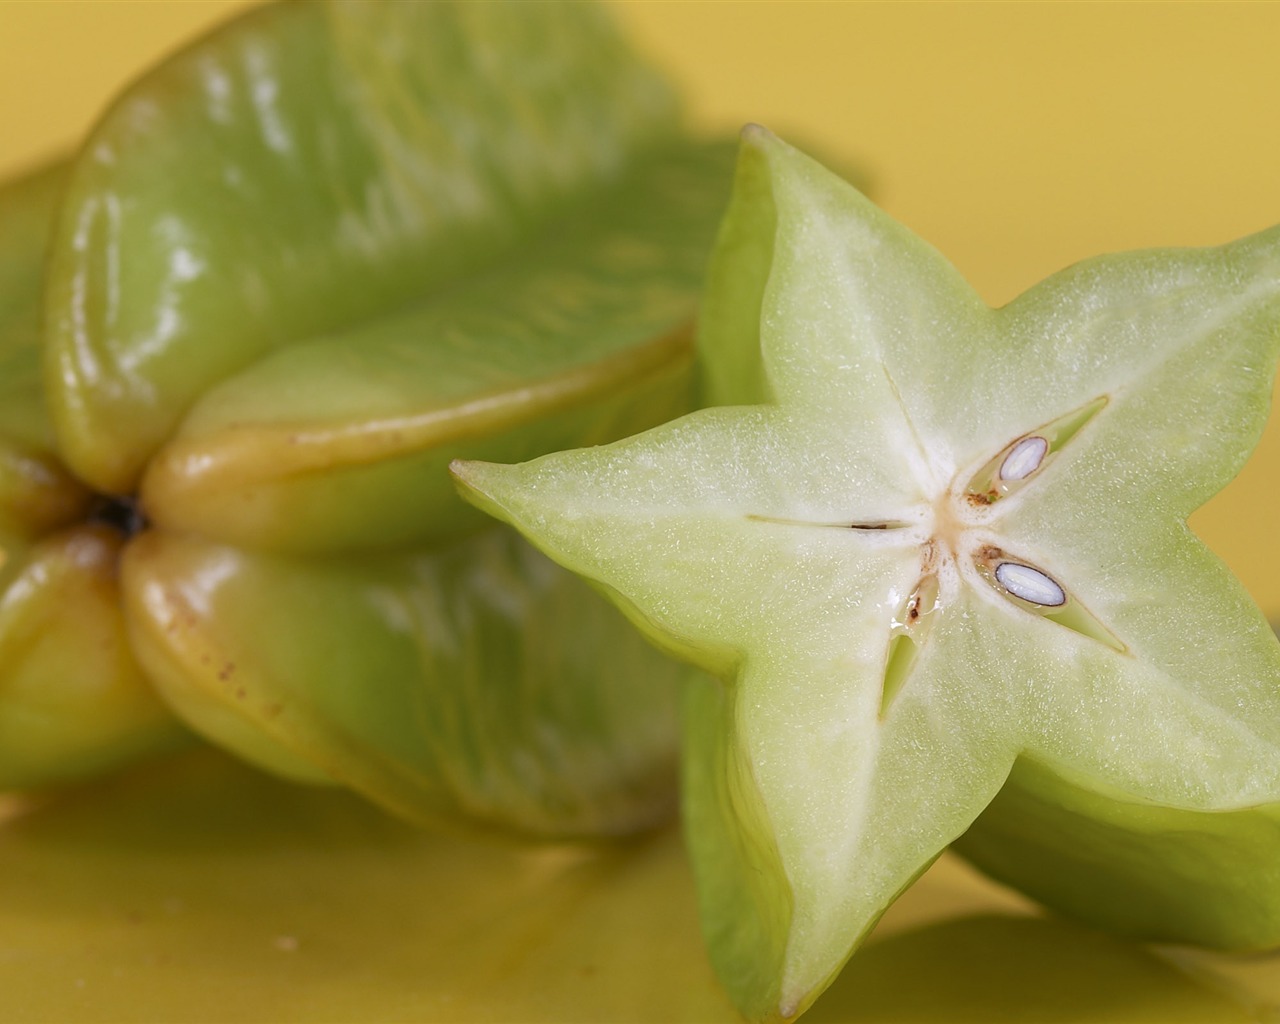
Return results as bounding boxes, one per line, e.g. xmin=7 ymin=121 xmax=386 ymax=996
xmin=896 ymin=573 xmax=940 ymax=630
xmin=745 ymin=513 xmax=913 ymax=531
xmin=999 ymin=437 xmax=1048 ymax=481
xmin=964 ymin=394 xmax=1109 ymax=504
xmin=994 ymin=561 xmax=1066 ymax=607
xmin=879 ymin=633 xmax=917 ymax=721
xmin=880 ymin=574 xmax=939 ymax=720
xmin=977 ymin=548 xmax=1127 ymax=653
xmin=1043 ymin=600 xmax=1128 ymax=653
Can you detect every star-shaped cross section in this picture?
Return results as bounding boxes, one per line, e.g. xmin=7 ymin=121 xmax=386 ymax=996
xmin=454 ymin=127 xmax=1280 ymax=1022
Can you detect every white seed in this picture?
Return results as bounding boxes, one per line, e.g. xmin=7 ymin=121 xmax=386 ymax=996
xmin=995 ymin=561 xmax=1066 ymax=606
xmin=999 ymin=436 xmax=1049 ymax=481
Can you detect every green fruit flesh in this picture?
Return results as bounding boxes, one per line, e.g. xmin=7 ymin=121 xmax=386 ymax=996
xmin=454 ymin=127 xmax=1280 ymax=1019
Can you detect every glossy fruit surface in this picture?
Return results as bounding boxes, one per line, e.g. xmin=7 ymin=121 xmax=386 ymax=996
xmin=455 ymin=127 xmax=1280 ymax=1019
xmin=0 ymin=0 xmax=735 ymax=836
xmin=0 ymin=160 xmax=187 ymax=789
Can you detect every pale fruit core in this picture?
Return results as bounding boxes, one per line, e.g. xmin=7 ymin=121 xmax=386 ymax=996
xmin=776 ymin=394 xmax=1118 ymax=718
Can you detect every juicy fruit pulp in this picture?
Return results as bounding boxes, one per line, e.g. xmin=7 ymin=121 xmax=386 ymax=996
xmin=0 ymin=0 xmax=736 ymax=836
xmin=455 ymin=127 xmax=1280 ymax=1020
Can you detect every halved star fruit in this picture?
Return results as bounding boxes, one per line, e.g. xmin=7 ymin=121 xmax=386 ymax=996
xmin=454 ymin=127 xmax=1280 ymax=1018
xmin=0 ymin=0 xmax=736 ymax=836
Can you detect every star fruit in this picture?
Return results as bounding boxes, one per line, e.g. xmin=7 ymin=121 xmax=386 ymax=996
xmin=454 ymin=126 xmax=1280 ymax=1019
xmin=0 ymin=0 xmax=736 ymax=836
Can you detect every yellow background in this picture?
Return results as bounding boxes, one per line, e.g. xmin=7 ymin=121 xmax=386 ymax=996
xmin=2 ymin=5 xmax=1280 ymax=1022
xmin=3 ymin=0 xmax=1279 ymax=610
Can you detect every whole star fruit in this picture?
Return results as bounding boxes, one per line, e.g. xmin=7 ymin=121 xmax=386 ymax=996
xmin=453 ymin=126 xmax=1280 ymax=1020
xmin=0 ymin=0 xmax=740 ymax=837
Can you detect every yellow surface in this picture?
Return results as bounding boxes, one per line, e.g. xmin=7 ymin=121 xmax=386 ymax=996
xmin=2 ymin=4 xmax=1280 ymax=1021
xmin=0 ymin=748 xmax=1270 ymax=1023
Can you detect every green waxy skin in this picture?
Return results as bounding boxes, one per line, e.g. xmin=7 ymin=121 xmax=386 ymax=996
xmin=454 ymin=127 xmax=1280 ymax=1019
xmin=0 ymin=162 xmax=187 ymax=787
xmin=0 ymin=0 xmax=735 ymax=834
xmin=138 ymin=141 xmax=728 ymax=552
xmin=0 ymin=162 xmax=92 ymax=541
xmin=45 ymin=0 xmax=683 ymax=499
xmin=123 ymin=528 xmax=684 ymax=836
